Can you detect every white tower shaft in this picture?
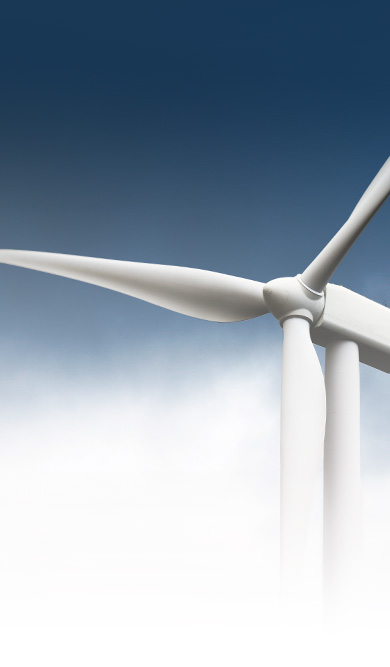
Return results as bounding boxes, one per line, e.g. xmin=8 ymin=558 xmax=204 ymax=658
xmin=323 ymin=340 xmax=362 ymax=611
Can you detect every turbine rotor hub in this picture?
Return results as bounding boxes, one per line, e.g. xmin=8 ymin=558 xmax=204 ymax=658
xmin=263 ymin=275 xmax=325 ymax=325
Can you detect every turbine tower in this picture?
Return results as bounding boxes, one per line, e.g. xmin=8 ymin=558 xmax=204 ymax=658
xmin=1 ymin=158 xmax=390 ymax=609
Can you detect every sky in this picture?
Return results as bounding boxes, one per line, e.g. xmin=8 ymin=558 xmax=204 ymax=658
xmin=0 ymin=2 xmax=390 ymax=664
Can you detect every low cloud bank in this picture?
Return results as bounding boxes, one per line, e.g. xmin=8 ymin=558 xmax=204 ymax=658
xmin=0 ymin=342 xmax=388 ymax=664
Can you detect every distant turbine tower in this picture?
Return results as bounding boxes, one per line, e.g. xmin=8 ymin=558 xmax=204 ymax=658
xmin=1 ymin=157 xmax=390 ymax=608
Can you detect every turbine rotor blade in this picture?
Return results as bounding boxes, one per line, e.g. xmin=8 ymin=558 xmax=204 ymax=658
xmin=280 ymin=316 xmax=326 ymax=602
xmin=0 ymin=250 xmax=269 ymax=322
xmin=301 ymin=157 xmax=390 ymax=293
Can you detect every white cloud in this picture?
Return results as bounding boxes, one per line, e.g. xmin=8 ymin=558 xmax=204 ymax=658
xmin=0 ymin=342 xmax=388 ymax=665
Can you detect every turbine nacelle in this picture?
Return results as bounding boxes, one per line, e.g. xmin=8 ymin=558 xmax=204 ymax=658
xmin=263 ymin=275 xmax=325 ymax=325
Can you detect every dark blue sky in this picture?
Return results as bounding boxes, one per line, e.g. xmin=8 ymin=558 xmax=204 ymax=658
xmin=1 ymin=2 xmax=389 ymax=365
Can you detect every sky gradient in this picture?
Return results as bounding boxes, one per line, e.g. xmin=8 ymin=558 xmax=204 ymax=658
xmin=0 ymin=3 xmax=390 ymax=664
xmin=1 ymin=3 xmax=390 ymax=358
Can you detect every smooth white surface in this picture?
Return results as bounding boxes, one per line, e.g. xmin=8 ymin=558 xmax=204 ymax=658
xmin=280 ymin=317 xmax=326 ymax=603
xmin=323 ymin=340 xmax=362 ymax=612
xmin=0 ymin=250 xmax=269 ymax=323
xmin=263 ymin=275 xmax=324 ymax=324
xmin=312 ymin=283 xmax=390 ymax=373
xmin=301 ymin=157 xmax=390 ymax=293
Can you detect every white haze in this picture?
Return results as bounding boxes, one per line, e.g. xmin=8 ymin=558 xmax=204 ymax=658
xmin=0 ymin=342 xmax=389 ymax=665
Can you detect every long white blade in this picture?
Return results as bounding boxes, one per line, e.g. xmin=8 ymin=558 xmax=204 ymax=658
xmin=280 ymin=317 xmax=326 ymax=602
xmin=301 ymin=157 xmax=390 ymax=293
xmin=0 ymin=250 xmax=269 ymax=322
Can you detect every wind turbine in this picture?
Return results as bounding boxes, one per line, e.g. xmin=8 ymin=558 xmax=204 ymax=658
xmin=1 ymin=157 xmax=390 ymax=609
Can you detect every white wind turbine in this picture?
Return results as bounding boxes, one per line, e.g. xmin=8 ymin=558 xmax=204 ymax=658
xmin=1 ymin=158 xmax=390 ymax=608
